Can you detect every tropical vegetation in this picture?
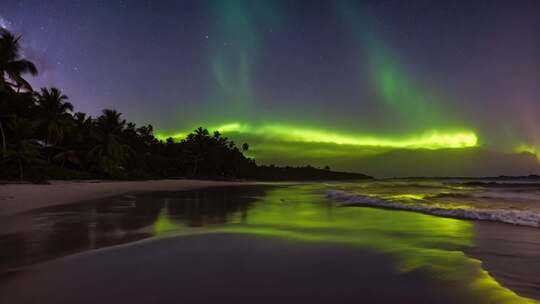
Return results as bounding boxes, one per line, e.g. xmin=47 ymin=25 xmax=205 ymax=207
xmin=0 ymin=28 xmax=370 ymax=182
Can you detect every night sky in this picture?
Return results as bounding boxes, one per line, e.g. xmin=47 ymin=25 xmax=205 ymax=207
xmin=2 ymin=0 xmax=540 ymax=176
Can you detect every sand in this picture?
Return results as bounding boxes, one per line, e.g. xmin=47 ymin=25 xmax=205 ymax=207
xmin=0 ymin=233 xmax=472 ymax=304
xmin=0 ymin=179 xmax=253 ymax=216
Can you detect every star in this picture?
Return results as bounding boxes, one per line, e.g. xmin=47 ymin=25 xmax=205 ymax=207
xmin=0 ymin=16 xmax=12 ymax=30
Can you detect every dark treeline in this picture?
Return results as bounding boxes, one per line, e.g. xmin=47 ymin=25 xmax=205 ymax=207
xmin=0 ymin=29 xmax=370 ymax=182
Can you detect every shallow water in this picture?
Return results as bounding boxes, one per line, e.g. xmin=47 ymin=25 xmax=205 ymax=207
xmin=0 ymin=183 xmax=539 ymax=303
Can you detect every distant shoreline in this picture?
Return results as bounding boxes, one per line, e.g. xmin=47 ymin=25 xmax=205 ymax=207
xmin=0 ymin=179 xmax=256 ymax=216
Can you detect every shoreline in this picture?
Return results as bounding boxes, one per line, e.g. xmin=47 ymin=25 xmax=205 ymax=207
xmin=0 ymin=179 xmax=256 ymax=216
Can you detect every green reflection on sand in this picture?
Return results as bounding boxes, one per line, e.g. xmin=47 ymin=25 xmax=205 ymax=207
xmin=152 ymin=185 xmax=536 ymax=304
xmin=153 ymin=206 xmax=184 ymax=235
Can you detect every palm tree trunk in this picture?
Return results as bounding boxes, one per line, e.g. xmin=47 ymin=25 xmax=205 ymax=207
xmin=18 ymin=159 xmax=23 ymax=182
xmin=0 ymin=119 xmax=6 ymax=159
xmin=193 ymin=159 xmax=198 ymax=176
xmin=45 ymin=134 xmax=52 ymax=164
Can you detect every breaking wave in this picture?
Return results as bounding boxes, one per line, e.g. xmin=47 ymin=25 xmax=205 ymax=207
xmin=326 ymin=190 xmax=540 ymax=227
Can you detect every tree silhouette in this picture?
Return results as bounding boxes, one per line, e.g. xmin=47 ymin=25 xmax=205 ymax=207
xmin=88 ymin=109 xmax=130 ymax=175
xmin=0 ymin=27 xmax=370 ymax=182
xmin=2 ymin=118 xmax=39 ymax=181
xmin=35 ymin=87 xmax=74 ymax=146
xmin=0 ymin=29 xmax=37 ymax=159
xmin=0 ymin=29 xmax=37 ymax=93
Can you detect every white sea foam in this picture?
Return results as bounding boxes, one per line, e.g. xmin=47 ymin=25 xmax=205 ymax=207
xmin=326 ymin=190 xmax=540 ymax=227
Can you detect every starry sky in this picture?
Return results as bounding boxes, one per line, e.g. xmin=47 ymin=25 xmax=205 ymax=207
xmin=2 ymin=0 xmax=540 ymax=176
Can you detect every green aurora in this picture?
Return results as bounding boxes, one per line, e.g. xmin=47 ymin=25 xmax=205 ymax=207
xmin=153 ymin=1 xmax=539 ymax=176
xmin=158 ymin=7 xmax=463 ymax=170
xmin=338 ymin=0 xmax=452 ymax=129
xmin=155 ymin=121 xmax=540 ymax=176
xmin=7 ymin=0 xmax=537 ymax=176
xmin=156 ymin=122 xmax=477 ymax=149
xmin=206 ymin=0 xmax=282 ymax=119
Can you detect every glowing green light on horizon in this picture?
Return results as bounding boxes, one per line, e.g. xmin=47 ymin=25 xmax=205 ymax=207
xmin=156 ymin=122 xmax=478 ymax=150
xmin=516 ymin=144 xmax=540 ymax=162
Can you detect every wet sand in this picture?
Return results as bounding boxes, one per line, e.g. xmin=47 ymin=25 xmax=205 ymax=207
xmin=468 ymin=222 xmax=540 ymax=300
xmin=0 ymin=179 xmax=252 ymax=216
xmin=0 ymin=233 xmax=475 ymax=304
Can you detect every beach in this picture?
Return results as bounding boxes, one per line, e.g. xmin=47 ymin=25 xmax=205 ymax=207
xmin=0 ymin=233 xmax=478 ymax=304
xmin=2 ymin=2 xmax=538 ymax=303
xmin=0 ymin=182 xmax=538 ymax=303
xmin=0 ymin=179 xmax=252 ymax=216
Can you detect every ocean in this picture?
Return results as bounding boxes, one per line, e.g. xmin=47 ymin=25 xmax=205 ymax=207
xmin=326 ymin=178 xmax=540 ymax=227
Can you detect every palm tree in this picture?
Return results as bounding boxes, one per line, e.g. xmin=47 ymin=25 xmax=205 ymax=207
xmin=136 ymin=124 xmax=158 ymax=146
xmin=72 ymin=112 xmax=92 ymax=140
xmin=0 ymin=29 xmax=37 ymax=158
xmin=0 ymin=29 xmax=37 ymax=93
xmin=51 ymin=112 xmax=93 ymax=170
xmin=53 ymin=147 xmax=81 ymax=168
xmin=88 ymin=109 xmax=129 ymax=175
xmin=2 ymin=118 xmax=39 ymax=181
xmin=194 ymin=127 xmax=209 ymax=141
xmin=242 ymin=143 xmax=249 ymax=152
xmin=0 ymin=100 xmax=12 ymax=159
xmin=35 ymin=87 xmax=74 ymax=146
xmin=185 ymin=127 xmax=212 ymax=176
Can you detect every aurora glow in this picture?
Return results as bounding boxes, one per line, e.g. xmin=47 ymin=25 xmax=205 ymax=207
xmin=4 ymin=0 xmax=539 ymax=176
xmin=516 ymin=145 xmax=540 ymax=162
xmin=338 ymin=1 xmax=451 ymax=129
xmin=156 ymin=122 xmax=477 ymax=149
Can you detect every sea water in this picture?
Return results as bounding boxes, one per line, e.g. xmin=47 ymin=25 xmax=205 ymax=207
xmin=326 ymin=178 xmax=540 ymax=227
